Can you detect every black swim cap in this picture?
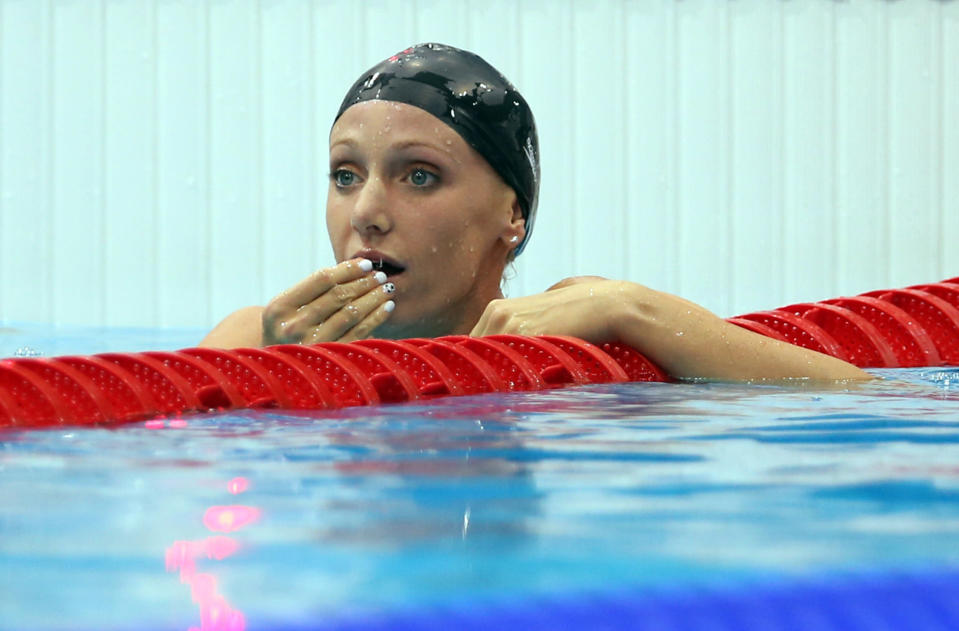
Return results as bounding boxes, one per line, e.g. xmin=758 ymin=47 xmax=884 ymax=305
xmin=334 ymin=43 xmax=539 ymax=256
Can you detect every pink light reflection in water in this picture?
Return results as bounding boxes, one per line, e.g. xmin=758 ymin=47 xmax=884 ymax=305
xmin=166 ymin=478 xmax=259 ymax=630
xmin=144 ymin=418 xmax=190 ymax=430
xmin=203 ymin=506 xmax=261 ymax=533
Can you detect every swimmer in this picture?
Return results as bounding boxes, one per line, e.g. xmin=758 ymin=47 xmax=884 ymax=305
xmin=201 ymin=43 xmax=869 ymax=382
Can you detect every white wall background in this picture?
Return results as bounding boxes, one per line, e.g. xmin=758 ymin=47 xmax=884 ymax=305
xmin=0 ymin=0 xmax=956 ymax=329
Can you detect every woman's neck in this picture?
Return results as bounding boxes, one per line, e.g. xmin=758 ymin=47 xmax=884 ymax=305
xmin=377 ymin=286 xmax=505 ymax=339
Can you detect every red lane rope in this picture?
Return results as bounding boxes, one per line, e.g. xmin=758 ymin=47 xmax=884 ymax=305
xmin=1 ymin=277 xmax=957 ymax=430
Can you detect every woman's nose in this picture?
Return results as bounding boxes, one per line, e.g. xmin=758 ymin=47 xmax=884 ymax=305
xmin=350 ymin=176 xmax=393 ymax=236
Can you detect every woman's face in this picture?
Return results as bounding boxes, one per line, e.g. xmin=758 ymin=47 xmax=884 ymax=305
xmin=327 ymin=100 xmax=524 ymax=338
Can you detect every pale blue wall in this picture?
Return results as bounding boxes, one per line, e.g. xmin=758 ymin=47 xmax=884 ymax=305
xmin=1 ymin=0 xmax=956 ymax=328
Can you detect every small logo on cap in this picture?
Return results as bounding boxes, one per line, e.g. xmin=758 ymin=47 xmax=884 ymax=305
xmin=388 ymin=47 xmax=414 ymax=62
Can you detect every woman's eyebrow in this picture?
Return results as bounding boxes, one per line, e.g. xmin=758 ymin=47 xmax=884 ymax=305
xmin=390 ymin=139 xmax=449 ymax=154
xmin=329 ymin=138 xmax=448 ymax=155
xmin=329 ymin=138 xmax=358 ymax=152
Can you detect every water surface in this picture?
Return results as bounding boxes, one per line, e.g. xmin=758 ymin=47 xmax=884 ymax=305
xmin=1 ymin=328 xmax=958 ymax=630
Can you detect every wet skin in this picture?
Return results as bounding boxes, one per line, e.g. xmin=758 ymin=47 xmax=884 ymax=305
xmin=199 ymin=105 xmax=870 ymax=383
xmin=199 ymin=100 xmax=526 ymax=348
xmin=324 ymin=100 xmax=524 ymax=339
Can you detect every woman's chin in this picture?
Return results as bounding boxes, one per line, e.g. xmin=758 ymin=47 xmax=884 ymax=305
xmin=375 ymin=310 xmax=451 ymax=340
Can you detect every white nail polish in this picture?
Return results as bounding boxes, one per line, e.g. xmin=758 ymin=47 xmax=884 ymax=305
xmin=373 ymin=271 xmax=388 ymax=284
xmin=358 ymin=258 xmax=373 ymax=272
xmin=384 ymin=300 xmax=395 ymax=313
xmin=383 ymin=282 xmax=395 ymax=294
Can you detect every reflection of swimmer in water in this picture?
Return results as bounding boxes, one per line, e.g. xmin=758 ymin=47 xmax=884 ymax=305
xmin=201 ymin=43 xmax=868 ymax=382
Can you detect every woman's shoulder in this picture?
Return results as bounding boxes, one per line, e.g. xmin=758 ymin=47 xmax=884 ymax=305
xmin=199 ymin=305 xmax=264 ymax=348
xmin=545 ymin=275 xmax=610 ymax=291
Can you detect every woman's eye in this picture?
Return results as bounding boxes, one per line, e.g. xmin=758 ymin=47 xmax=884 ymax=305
xmin=408 ymin=168 xmax=437 ymax=187
xmin=332 ymin=169 xmax=357 ymax=187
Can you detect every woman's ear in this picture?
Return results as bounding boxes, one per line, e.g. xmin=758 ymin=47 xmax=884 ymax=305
xmin=499 ymin=193 xmax=527 ymax=250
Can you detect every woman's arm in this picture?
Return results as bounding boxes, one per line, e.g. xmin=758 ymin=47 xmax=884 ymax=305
xmin=470 ymin=278 xmax=871 ymax=382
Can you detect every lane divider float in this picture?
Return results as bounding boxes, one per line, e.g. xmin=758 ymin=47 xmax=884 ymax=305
xmin=1 ymin=278 xmax=957 ymax=429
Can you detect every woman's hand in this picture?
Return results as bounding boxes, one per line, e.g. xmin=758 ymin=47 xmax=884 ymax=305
xmin=261 ymin=258 xmax=396 ymax=345
xmin=471 ymin=276 xmax=871 ymax=382
xmin=470 ymin=276 xmax=630 ymax=342
xmin=201 ymin=258 xmax=397 ymax=348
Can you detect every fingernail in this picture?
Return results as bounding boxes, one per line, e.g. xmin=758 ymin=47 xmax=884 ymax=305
xmin=383 ymin=282 xmax=395 ymax=294
xmin=373 ymin=271 xmax=388 ymax=284
xmin=358 ymin=258 xmax=373 ymax=272
xmin=384 ymin=300 xmax=395 ymax=313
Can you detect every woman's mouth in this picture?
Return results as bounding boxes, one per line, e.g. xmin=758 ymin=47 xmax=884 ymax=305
xmin=372 ymin=258 xmax=406 ymax=278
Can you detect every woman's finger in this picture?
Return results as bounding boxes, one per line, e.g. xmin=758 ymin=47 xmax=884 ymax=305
xmin=470 ymin=305 xmax=491 ymax=337
xmin=305 ymin=282 xmax=397 ymax=343
xmin=272 ymin=258 xmax=374 ymax=311
xmin=469 ymin=298 xmax=509 ymax=337
xmin=263 ymin=266 xmax=387 ymax=344
xmin=338 ymin=297 xmax=396 ymax=343
xmin=296 ymin=272 xmax=389 ymax=328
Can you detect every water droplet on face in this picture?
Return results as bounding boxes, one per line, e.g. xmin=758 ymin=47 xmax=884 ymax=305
xmin=446 ymin=139 xmax=452 ymax=145
xmin=675 ymin=331 xmax=685 ymax=337
xmin=431 ymin=245 xmax=438 ymax=253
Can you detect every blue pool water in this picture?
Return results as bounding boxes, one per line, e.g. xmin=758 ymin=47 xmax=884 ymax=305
xmin=1 ymin=325 xmax=958 ymax=630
